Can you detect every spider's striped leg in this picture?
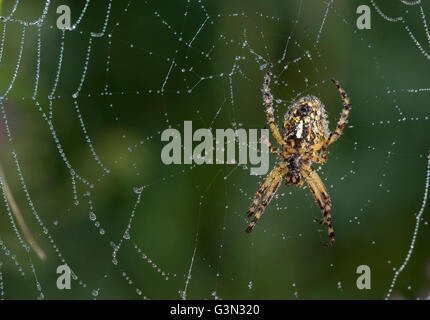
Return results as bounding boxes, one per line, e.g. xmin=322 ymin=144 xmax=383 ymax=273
xmin=246 ymin=172 xmax=284 ymax=233
xmin=311 ymin=152 xmax=327 ymax=164
xmin=268 ymin=143 xmax=283 ymax=158
xmin=263 ymin=66 xmax=294 ymax=153
xmin=301 ymin=165 xmax=335 ymax=246
xmin=326 ymin=78 xmax=352 ymax=146
xmin=246 ymin=163 xmax=285 ymax=218
xmin=261 ymin=134 xmax=284 ymax=159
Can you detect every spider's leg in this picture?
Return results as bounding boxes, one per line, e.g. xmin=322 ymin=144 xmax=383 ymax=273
xmin=263 ymin=66 xmax=293 ymax=153
xmin=246 ymin=163 xmax=285 ymax=218
xmin=301 ymin=165 xmax=335 ymax=246
xmin=326 ymin=79 xmax=352 ymax=146
xmin=311 ymin=153 xmax=327 ymax=165
xmin=261 ymin=134 xmax=284 ymax=159
xmin=246 ymin=172 xmax=284 ymax=233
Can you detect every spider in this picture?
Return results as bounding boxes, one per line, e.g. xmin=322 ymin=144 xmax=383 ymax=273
xmin=245 ymin=65 xmax=351 ymax=246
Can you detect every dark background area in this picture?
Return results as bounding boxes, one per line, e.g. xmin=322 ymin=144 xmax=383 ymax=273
xmin=0 ymin=0 xmax=429 ymax=299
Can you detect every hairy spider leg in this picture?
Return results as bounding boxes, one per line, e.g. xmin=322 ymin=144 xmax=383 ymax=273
xmin=263 ymin=66 xmax=294 ymax=153
xmin=326 ymin=78 xmax=352 ymax=146
xmin=312 ymin=153 xmax=328 ymax=164
xmin=246 ymin=163 xmax=286 ymax=219
xmin=301 ymin=166 xmax=335 ymax=246
xmin=261 ymin=134 xmax=284 ymax=159
xmin=246 ymin=167 xmax=286 ymax=233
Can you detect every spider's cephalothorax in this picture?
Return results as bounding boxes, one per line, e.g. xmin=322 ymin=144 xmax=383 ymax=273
xmin=245 ymin=65 xmax=351 ymax=246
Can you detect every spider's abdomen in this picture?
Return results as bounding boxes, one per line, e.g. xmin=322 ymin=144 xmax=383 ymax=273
xmin=283 ymin=95 xmax=329 ymax=149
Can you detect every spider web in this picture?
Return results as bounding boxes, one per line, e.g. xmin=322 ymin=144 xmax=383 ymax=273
xmin=0 ymin=0 xmax=429 ymax=300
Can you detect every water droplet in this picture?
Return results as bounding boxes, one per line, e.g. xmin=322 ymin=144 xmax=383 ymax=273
xmin=133 ymin=186 xmax=144 ymax=194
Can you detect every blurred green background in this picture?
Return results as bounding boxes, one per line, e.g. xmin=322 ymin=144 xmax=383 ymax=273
xmin=0 ymin=0 xmax=429 ymax=299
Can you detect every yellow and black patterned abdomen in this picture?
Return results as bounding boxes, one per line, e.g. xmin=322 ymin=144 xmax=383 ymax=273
xmin=283 ymin=95 xmax=330 ymax=151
